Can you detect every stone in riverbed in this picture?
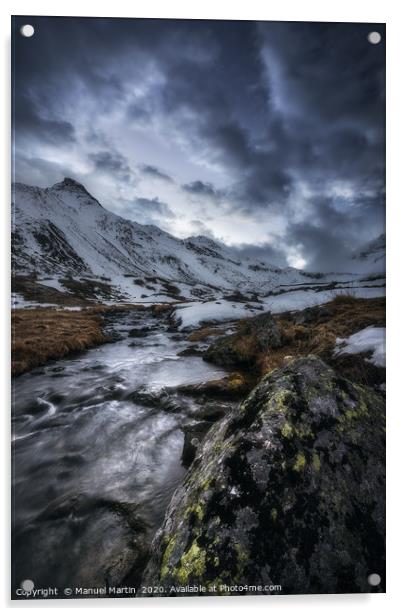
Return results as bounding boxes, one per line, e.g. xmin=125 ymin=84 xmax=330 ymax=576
xmin=176 ymin=372 xmax=249 ymax=399
xmin=141 ymin=356 xmax=385 ymax=595
xmin=177 ymin=346 xmax=204 ymax=357
xmin=128 ymin=327 xmax=153 ymax=338
xmin=203 ymin=311 xmax=281 ymax=367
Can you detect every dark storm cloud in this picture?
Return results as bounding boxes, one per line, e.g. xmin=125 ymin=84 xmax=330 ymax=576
xmin=14 ymin=95 xmax=76 ymax=144
xmin=12 ymin=17 xmax=385 ymax=270
xmin=126 ymin=102 xmax=152 ymax=123
xmin=182 ymin=180 xmax=221 ymax=200
xmin=14 ymin=154 xmax=77 ymax=188
xmin=129 ymin=197 xmax=176 ymax=220
xmin=89 ymin=150 xmax=132 ymax=180
xmin=233 ymin=243 xmax=288 ymax=269
xmin=140 ymin=165 xmax=174 ymax=183
xmin=207 ymin=121 xmax=293 ymax=210
xmin=286 ymin=192 xmax=386 ymax=271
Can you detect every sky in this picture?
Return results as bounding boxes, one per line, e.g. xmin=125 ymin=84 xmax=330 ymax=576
xmin=12 ymin=17 xmax=385 ymax=271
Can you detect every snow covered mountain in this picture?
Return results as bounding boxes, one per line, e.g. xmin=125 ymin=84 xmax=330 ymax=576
xmin=11 ymin=178 xmax=385 ymax=305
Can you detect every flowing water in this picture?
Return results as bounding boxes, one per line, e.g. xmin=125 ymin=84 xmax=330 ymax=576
xmin=12 ymin=310 xmax=229 ymax=591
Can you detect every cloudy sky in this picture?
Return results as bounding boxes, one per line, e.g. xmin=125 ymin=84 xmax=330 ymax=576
xmin=12 ymin=17 xmax=385 ymax=270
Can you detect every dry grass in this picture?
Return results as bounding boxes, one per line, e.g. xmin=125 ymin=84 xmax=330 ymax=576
xmin=259 ymin=296 xmax=385 ymax=386
xmin=204 ymin=297 xmax=385 ymax=389
xmin=187 ymin=326 xmax=227 ymax=342
xmin=12 ymin=303 xmax=172 ymax=376
xmin=11 ymin=307 xmax=112 ymax=376
xmin=151 ymin=303 xmax=174 ymax=315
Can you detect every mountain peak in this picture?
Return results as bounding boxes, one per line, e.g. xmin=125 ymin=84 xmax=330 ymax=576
xmin=51 ymin=177 xmax=90 ymax=194
xmin=49 ymin=178 xmax=105 ymax=210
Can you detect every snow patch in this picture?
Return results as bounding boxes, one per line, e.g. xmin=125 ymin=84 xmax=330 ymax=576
xmin=172 ymin=287 xmax=385 ymax=330
xmin=263 ymin=286 xmax=385 ymax=315
xmin=335 ymin=326 xmax=386 ymax=367
xmin=174 ymin=300 xmax=260 ymax=330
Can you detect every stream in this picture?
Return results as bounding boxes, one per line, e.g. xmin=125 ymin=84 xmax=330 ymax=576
xmin=12 ymin=309 xmax=230 ymax=592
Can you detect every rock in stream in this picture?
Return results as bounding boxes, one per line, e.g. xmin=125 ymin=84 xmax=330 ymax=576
xmin=141 ymin=356 xmax=385 ymax=595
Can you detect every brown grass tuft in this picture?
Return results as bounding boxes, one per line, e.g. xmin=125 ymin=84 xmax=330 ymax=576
xmin=259 ymin=296 xmax=385 ymax=386
xmin=330 ymin=291 xmax=361 ymax=304
xmin=187 ymin=326 xmax=227 ymax=342
xmin=12 ymin=308 xmax=110 ymax=376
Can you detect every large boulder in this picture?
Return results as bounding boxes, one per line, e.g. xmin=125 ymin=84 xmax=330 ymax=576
xmin=141 ymin=356 xmax=385 ymax=595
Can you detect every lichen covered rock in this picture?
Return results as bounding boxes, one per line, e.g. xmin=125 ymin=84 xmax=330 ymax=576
xmin=141 ymin=356 xmax=385 ymax=595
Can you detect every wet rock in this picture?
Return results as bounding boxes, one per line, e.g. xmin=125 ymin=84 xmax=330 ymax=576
xmin=141 ymin=356 xmax=385 ymax=595
xmin=189 ymin=401 xmax=231 ymax=422
xmin=128 ymin=388 xmax=184 ymax=413
xmin=181 ymin=421 xmax=213 ymax=468
xmin=204 ymin=311 xmax=281 ymax=367
xmin=177 ymin=346 xmax=204 ymax=357
xmin=177 ymin=373 xmax=249 ymax=399
xmin=128 ymin=327 xmax=152 ymax=338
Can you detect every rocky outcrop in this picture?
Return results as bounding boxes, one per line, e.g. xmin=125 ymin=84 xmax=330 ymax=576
xmin=141 ymin=356 xmax=385 ymax=595
xmin=203 ymin=311 xmax=281 ymax=367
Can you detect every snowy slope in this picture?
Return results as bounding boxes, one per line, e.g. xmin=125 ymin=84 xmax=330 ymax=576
xmin=10 ymin=178 xmax=313 ymax=297
xmin=11 ymin=178 xmax=385 ymax=304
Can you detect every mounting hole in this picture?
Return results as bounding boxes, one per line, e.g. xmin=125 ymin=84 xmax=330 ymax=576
xmin=20 ymin=24 xmax=35 ymax=38
xmin=367 ymin=31 xmax=381 ymax=45
xmin=368 ymin=573 xmax=381 ymax=586
xmin=21 ymin=579 xmax=35 ymax=592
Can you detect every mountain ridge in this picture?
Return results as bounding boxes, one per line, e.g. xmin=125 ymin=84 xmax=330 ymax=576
xmin=12 ymin=178 xmax=385 ymax=305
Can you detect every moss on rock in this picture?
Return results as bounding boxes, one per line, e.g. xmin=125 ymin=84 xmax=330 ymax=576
xmin=141 ymin=356 xmax=385 ymax=595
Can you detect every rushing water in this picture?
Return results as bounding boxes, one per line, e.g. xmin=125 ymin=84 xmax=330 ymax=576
xmin=12 ymin=310 xmax=229 ymax=591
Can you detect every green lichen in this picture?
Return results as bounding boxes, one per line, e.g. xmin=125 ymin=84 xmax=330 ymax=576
xmin=270 ymin=508 xmax=278 ymax=522
xmin=184 ymin=502 xmax=204 ymax=522
xmin=293 ymin=451 xmax=306 ymax=472
xmin=280 ymin=420 xmax=314 ymax=440
xmin=344 ymin=404 xmax=369 ymax=422
xmin=295 ymin=425 xmax=314 ymax=439
xmin=281 ymin=422 xmax=293 ymax=438
xmin=337 ymin=393 xmax=371 ymax=430
xmin=268 ymin=388 xmax=293 ymax=414
xmin=175 ymin=540 xmax=206 ymax=584
xmin=161 ymin=534 xmax=177 ymax=579
xmin=234 ymin=542 xmax=249 ymax=575
xmin=312 ymin=452 xmax=321 ymax=472
xmin=200 ymin=476 xmax=213 ymax=491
